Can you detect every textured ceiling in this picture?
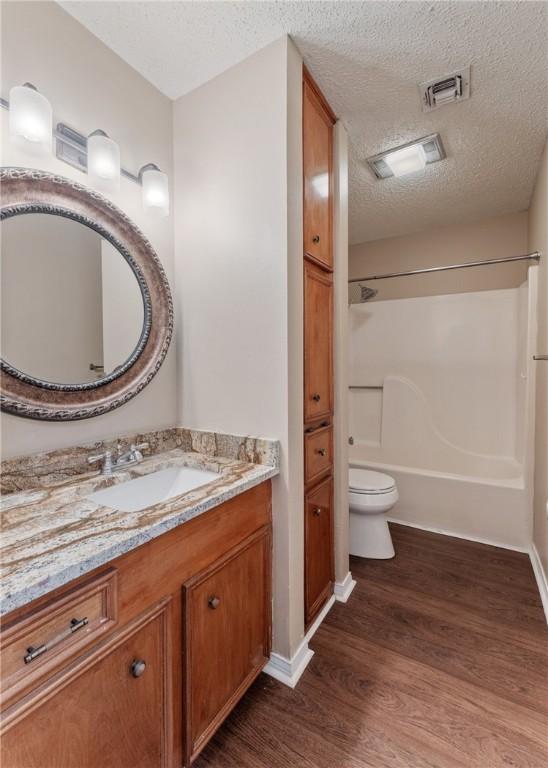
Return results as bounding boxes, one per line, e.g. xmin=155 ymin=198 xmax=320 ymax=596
xmin=60 ymin=1 xmax=548 ymax=244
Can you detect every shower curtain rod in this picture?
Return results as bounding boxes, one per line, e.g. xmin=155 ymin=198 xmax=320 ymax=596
xmin=348 ymin=251 xmax=541 ymax=284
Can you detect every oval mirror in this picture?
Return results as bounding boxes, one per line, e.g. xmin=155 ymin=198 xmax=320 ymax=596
xmin=0 ymin=168 xmax=173 ymax=421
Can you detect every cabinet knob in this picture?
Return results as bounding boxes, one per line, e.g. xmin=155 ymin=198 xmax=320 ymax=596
xmin=316 ymin=448 xmax=326 ymax=456
xmin=131 ymin=659 xmax=146 ymax=678
xmin=208 ymin=595 xmax=221 ymax=610
xmin=312 ymin=393 xmax=321 ymax=402
xmin=313 ymin=507 xmax=322 ymax=516
xmin=312 ymin=235 xmax=320 ymax=244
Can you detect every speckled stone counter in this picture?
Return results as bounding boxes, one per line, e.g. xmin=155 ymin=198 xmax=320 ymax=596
xmin=0 ymin=446 xmax=279 ymax=617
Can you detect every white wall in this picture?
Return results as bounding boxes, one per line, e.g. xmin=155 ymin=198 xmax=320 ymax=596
xmin=173 ymin=37 xmax=305 ymax=659
xmin=528 ymin=138 xmax=548 ymax=581
xmin=0 ymin=1 xmax=176 ymax=458
xmin=350 ymin=288 xmax=523 ymax=461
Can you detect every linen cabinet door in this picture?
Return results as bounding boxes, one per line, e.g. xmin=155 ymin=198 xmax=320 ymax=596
xmin=1 ymin=599 xmax=172 ymax=768
xmin=304 ymin=476 xmax=334 ymax=627
xmin=183 ymin=528 xmax=271 ymax=766
xmin=304 ymin=260 xmax=333 ymax=424
xmin=303 ymin=76 xmax=333 ymax=269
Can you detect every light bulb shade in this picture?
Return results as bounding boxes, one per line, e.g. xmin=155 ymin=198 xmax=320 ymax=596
xmin=384 ymin=144 xmax=426 ymax=178
xmin=142 ymin=167 xmax=169 ymax=217
xmin=87 ymin=132 xmax=120 ymax=191
xmin=9 ymin=84 xmax=52 ymax=154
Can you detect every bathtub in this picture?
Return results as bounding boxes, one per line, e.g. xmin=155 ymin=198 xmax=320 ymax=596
xmin=350 ymin=445 xmax=530 ymax=550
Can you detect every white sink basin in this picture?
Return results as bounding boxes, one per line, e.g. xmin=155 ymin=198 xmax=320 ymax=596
xmin=87 ymin=466 xmax=221 ymax=512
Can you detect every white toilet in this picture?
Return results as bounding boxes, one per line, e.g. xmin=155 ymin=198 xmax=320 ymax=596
xmin=348 ymin=468 xmax=398 ymax=559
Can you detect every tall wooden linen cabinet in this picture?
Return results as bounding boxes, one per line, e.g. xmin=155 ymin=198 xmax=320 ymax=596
xmin=302 ymin=68 xmax=336 ymax=628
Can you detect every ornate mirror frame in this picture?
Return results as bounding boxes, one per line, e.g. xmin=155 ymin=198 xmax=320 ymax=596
xmin=0 ymin=167 xmax=173 ymax=421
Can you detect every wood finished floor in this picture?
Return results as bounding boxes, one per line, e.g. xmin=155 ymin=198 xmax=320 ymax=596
xmin=195 ymin=524 xmax=548 ymax=768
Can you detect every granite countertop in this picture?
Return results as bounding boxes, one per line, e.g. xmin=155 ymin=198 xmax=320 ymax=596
xmin=0 ymin=448 xmax=278 ymax=617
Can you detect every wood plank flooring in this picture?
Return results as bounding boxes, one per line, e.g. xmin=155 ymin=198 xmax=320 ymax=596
xmin=195 ymin=523 xmax=548 ymax=768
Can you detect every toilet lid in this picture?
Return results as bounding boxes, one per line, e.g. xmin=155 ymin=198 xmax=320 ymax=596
xmin=349 ymin=468 xmax=396 ymax=493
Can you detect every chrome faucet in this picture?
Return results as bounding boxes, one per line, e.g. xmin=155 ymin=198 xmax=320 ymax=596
xmin=88 ymin=442 xmax=149 ymax=475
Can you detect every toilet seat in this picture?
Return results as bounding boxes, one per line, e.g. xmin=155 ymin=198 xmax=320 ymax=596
xmin=349 ymin=468 xmax=396 ymax=495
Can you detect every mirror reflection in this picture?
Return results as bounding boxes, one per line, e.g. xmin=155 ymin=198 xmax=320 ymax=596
xmin=1 ymin=213 xmax=145 ymax=386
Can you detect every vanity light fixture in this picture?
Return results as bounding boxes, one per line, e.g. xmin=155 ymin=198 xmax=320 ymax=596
xmin=1 ymin=87 xmax=169 ymax=213
xmin=8 ymin=83 xmax=52 ymax=154
xmin=87 ymin=130 xmax=120 ymax=191
xmin=367 ymin=133 xmax=446 ymax=180
xmin=140 ymin=164 xmax=169 ymax=217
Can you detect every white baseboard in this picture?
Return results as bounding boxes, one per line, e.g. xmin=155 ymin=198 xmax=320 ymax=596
xmin=263 ymin=638 xmax=314 ymax=689
xmin=529 ymin=542 xmax=548 ymax=626
xmin=264 ymin=593 xmax=337 ymax=688
xmin=386 ymin=516 xmax=530 ymax=553
xmin=334 ymin=571 xmax=356 ymax=603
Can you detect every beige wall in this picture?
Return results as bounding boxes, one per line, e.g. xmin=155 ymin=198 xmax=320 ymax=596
xmin=349 ymin=211 xmax=529 ymax=302
xmin=173 ymin=37 xmax=306 ymax=659
xmin=528 ymin=138 xmax=548 ymax=579
xmin=0 ymin=1 xmax=176 ymax=458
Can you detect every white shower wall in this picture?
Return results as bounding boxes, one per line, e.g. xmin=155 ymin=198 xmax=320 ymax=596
xmin=350 ymin=287 xmax=525 ymax=463
xmin=349 ymin=281 xmax=538 ymax=548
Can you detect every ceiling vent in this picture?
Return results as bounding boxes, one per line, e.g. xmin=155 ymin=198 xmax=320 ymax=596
xmin=419 ymin=66 xmax=470 ymax=112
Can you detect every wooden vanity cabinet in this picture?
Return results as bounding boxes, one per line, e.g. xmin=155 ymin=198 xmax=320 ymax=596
xmin=304 ymin=475 xmax=334 ymax=626
xmin=183 ymin=528 xmax=271 ymax=765
xmin=303 ymin=67 xmax=336 ymax=628
xmin=303 ymin=73 xmax=334 ymax=270
xmin=304 ymin=260 xmax=333 ymax=425
xmin=1 ymin=599 xmax=172 ymax=768
xmin=0 ymin=481 xmax=272 ymax=768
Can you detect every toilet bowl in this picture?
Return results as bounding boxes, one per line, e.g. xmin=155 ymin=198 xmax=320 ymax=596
xmin=349 ymin=468 xmax=398 ymax=559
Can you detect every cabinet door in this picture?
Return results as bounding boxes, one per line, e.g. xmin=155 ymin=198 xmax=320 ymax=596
xmin=304 ymin=260 xmax=333 ymax=424
xmin=1 ymin=599 xmax=172 ymax=768
xmin=305 ymin=476 xmax=334 ymax=626
xmin=303 ymin=76 xmax=333 ymax=270
xmin=183 ymin=528 xmax=271 ymax=765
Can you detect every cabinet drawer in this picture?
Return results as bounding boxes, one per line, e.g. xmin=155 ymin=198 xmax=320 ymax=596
xmin=183 ymin=527 xmax=271 ymax=765
xmin=304 ymin=475 xmax=334 ymax=626
xmin=0 ymin=569 xmax=117 ymax=706
xmin=305 ymin=424 xmax=333 ymax=485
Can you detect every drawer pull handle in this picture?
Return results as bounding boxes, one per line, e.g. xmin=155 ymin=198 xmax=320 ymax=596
xmin=312 ymin=235 xmax=320 ymax=243
xmin=208 ymin=595 xmax=221 ymax=610
xmin=312 ymin=393 xmax=321 ymax=402
xmin=313 ymin=507 xmax=322 ymax=516
xmin=24 ymin=616 xmax=89 ymax=665
xmin=131 ymin=659 xmax=146 ymax=678
xmin=316 ymin=448 xmax=327 ymax=456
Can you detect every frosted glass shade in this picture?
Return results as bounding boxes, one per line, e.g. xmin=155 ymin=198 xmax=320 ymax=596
xmin=87 ymin=132 xmax=120 ymax=192
xmin=9 ymin=84 xmax=52 ymax=154
xmin=142 ymin=167 xmax=169 ymax=217
xmin=385 ymin=144 xmax=426 ymax=177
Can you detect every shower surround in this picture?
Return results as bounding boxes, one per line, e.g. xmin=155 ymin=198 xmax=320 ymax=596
xmin=349 ymin=275 xmax=538 ymax=549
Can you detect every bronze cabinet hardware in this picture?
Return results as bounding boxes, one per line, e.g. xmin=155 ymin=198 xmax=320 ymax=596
xmin=313 ymin=507 xmax=322 ymax=516
xmin=24 ymin=616 xmax=89 ymax=664
xmin=131 ymin=659 xmax=146 ymax=678
xmin=316 ymin=448 xmax=326 ymax=456
xmin=312 ymin=235 xmax=320 ymax=243
xmin=208 ymin=596 xmax=221 ymax=610
xmin=312 ymin=393 xmax=321 ymax=402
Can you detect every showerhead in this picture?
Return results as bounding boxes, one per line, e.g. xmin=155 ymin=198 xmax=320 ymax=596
xmin=359 ymin=285 xmax=378 ymax=302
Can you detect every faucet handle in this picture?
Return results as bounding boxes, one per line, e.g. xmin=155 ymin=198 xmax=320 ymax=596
xmin=130 ymin=442 xmax=149 ymax=461
xmin=88 ymin=450 xmax=113 ymax=474
xmin=134 ymin=442 xmax=149 ymax=451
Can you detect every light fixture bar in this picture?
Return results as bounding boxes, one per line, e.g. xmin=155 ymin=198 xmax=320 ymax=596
xmin=0 ymin=99 xmax=141 ymax=185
